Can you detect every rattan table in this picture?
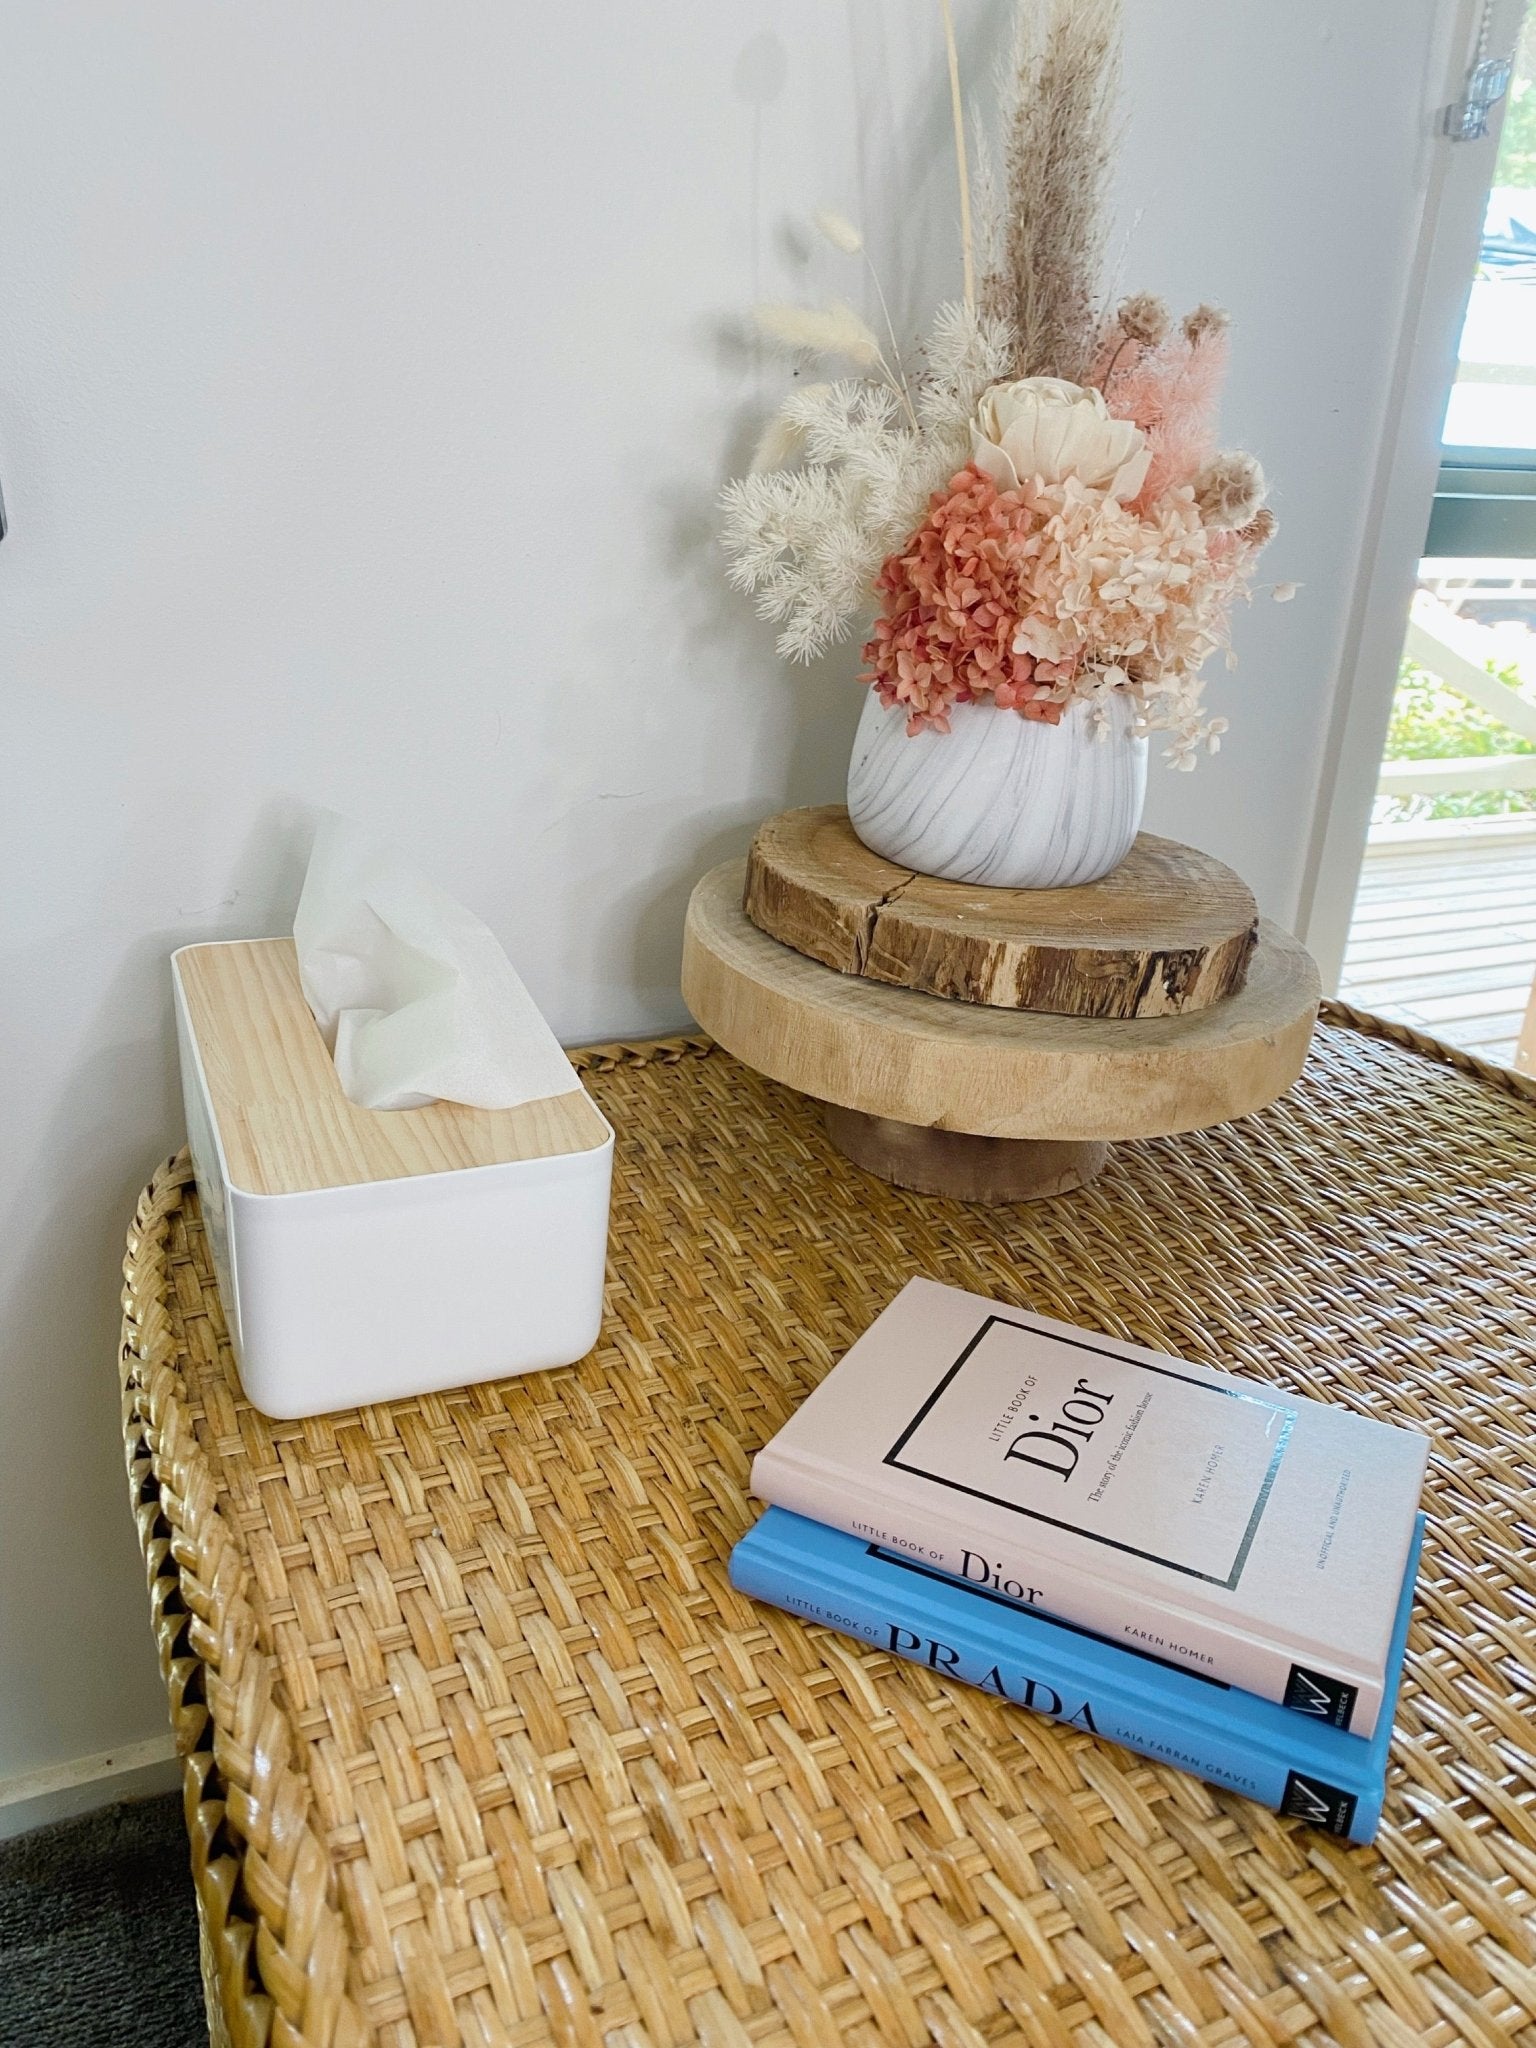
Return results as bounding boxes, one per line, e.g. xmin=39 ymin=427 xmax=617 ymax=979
xmin=119 ymin=1012 xmax=1536 ymax=2048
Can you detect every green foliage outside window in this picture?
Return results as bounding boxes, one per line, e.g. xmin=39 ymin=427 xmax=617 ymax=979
xmin=1378 ymin=657 xmax=1536 ymax=821
xmin=1389 ymin=24 xmax=1536 ymax=822
xmin=1488 ymin=19 xmax=1536 ymax=189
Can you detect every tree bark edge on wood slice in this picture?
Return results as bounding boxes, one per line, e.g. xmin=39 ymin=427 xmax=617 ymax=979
xmin=744 ymin=805 xmax=1258 ymax=1019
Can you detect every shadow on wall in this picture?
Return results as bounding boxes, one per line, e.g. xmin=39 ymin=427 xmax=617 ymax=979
xmin=0 ymin=926 xmax=192 ymax=1763
xmin=600 ymin=5 xmax=1019 ymax=1031
xmin=0 ymin=795 xmax=315 ymax=1767
xmin=626 ymin=454 xmax=861 ymax=1032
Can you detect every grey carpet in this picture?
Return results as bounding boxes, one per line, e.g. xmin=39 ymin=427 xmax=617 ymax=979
xmin=0 ymin=1792 xmax=205 ymax=2047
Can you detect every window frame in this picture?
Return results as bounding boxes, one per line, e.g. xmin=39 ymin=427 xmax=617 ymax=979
xmin=1427 ymin=449 xmax=1536 ymax=556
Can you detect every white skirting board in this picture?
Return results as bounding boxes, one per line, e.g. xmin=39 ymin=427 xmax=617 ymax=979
xmin=0 ymin=1733 xmax=180 ymax=1843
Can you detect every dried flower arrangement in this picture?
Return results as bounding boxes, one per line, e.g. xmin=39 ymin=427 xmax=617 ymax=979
xmin=720 ymin=0 xmax=1288 ymax=770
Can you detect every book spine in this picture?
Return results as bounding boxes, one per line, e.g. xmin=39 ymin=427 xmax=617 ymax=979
xmin=752 ymin=1457 xmax=1384 ymax=1737
xmin=730 ymin=1538 xmax=1384 ymax=1842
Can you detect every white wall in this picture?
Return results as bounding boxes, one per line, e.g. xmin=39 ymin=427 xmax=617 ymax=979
xmin=1120 ymin=5 xmax=1455 ymax=897
xmin=0 ymin=1 xmax=1448 ymax=1792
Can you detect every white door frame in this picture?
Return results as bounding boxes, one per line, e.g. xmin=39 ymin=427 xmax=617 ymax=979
xmin=1298 ymin=0 xmax=1526 ymax=989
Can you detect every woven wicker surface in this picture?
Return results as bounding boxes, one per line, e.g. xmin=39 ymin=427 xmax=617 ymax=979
xmin=119 ymin=1012 xmax=1536 ymax=2048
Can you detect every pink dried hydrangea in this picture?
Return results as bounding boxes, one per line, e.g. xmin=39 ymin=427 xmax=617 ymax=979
xmin=861 ymin=467 xmax=1067 ymax=734
xmin=862 ymin=463 xmax=1266 ymax=756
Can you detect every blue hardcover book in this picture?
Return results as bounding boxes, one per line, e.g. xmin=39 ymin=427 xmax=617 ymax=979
xmin=730 ymin=1507 xmax=1423 ymax=1842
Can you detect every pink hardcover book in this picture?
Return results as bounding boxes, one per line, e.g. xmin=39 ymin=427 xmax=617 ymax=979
xmin=751 ymin=1277 xmax=1429 ymax=1734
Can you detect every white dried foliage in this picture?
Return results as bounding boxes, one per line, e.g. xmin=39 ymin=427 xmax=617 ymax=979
xmin=813 ymin=207 xmax=863 ymax=254
xmin=752 ymin=299 xmax=885 ymax=371
xmin=918 ymin=300 xmax=1016 ymax=432
xmin=721 ymin=465 xmax=877 ymax=662
xmin=721 ymin=301 xmax=1015 ymax=663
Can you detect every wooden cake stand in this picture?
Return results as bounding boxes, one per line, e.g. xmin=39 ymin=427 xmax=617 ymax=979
xmin=682 ymin=847 xmax=1321 ymax=1203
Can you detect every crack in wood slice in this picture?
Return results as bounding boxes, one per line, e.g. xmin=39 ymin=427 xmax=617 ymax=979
xmin=745 ymin=806 xmax=1259 ymax=1019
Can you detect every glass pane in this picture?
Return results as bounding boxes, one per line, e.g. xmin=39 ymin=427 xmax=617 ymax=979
xmin=1345 ymin=22 xmax=1536 ymax=1078
xmin=1339 ymin=557 xmax=1536 ymax=1072
xmin=1443 ymin=16 xmax=1536 ymax=454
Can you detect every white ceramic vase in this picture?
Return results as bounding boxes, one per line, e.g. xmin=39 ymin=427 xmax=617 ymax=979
xmin=846 ymin=690 xmax=1148 ymax=889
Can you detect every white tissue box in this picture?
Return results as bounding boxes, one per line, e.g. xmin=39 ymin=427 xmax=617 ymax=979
xmin=171 ymin=938 xmax=613 ymax=1419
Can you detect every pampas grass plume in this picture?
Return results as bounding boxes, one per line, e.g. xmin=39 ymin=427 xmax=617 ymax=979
xmin=814 ymin=207 xmax=863 ymax=254
xmin=982 ymin=0 xmax=1122 ymax=380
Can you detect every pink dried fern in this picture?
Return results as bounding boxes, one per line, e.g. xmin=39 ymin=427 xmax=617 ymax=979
xmin=1088 ymin=312 xmax=1230 ymax=505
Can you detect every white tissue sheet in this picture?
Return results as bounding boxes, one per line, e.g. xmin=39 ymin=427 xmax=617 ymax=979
xmin=293 ymin=813 xmax=580 ymax=1112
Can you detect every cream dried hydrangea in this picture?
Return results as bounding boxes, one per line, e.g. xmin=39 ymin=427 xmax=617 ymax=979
xmin=1008 ymin=477 xmax=1253 ymax=762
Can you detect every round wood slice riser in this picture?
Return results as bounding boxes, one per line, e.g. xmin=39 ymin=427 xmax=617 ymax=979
xmin=682 ymin=859 xmax=1320 ymax=1146
xmin=744 ymin=806 xmax=1258 ymax=1019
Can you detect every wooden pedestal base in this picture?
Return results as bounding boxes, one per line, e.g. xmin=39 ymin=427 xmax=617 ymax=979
xmin=681 ymin=858 xmax=1322 ymax=1207
xmin=822 ymin=1105 xmax=1108 ymax=1204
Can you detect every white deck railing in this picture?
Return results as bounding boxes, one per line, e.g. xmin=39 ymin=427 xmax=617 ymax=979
xmin=1382 ymin=582 xmax=1536 ymax=796
xmin=1383 ymin=577 xmax=1536 ymax=1074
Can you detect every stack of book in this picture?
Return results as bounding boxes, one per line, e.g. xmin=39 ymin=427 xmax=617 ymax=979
xmin=732 ymin=1277 xmax=1429 ymax=1840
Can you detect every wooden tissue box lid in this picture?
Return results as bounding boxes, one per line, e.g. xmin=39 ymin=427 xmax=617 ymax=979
xmin=175 ymin=938 xmax=609 ymax=1197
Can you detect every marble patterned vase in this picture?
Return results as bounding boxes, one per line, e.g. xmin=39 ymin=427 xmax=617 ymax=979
xmin=846 ymin=690 xmax=1148 ymax=889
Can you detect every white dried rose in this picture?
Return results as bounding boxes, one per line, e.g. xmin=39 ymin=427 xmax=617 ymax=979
xmin=971 ymin=376 xmax=1151 ymax=500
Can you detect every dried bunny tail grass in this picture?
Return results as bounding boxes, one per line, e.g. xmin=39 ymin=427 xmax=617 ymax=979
xmin=748 ymin=412 xmax=804 ymax=475
xmin=758 ymin=291 xmax=917 ymax=428
xmin=1194 ymin=451 xmax=1266 ymax=530
xmin=981 ymin=0 xmax=1122 ymax=381
xmin=748 ymin=384 xmax=831 ymax=473
xmin=813 ymin=208 xmax=863 ymax=254
xmin=753 ymin=300 xmax=886 ymax=372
